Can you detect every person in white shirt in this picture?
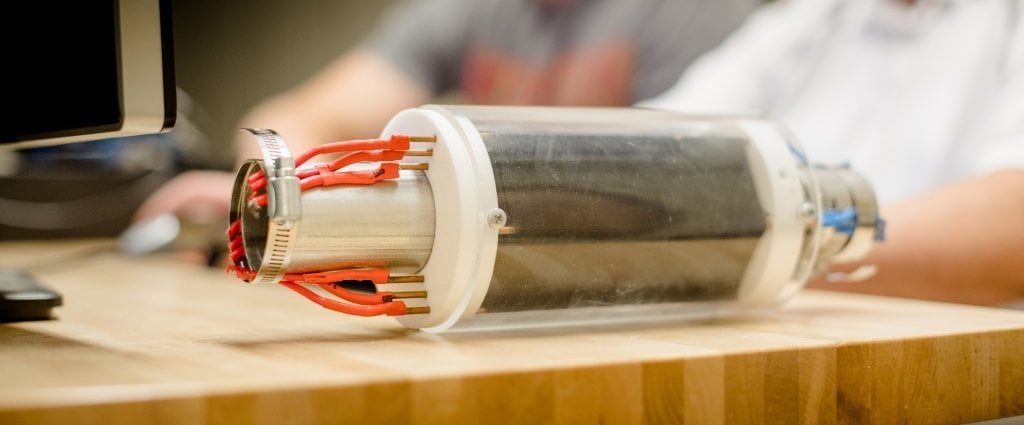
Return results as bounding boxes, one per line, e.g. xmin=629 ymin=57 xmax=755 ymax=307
xmin=642 ymin=0 xmax=1024 ymax=306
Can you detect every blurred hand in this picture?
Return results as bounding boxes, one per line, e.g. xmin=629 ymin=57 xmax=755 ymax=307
xmin=122 ymin=170 xmax=236 ymax=264
xmin=134 ymin=170 xmax=235 ymax=223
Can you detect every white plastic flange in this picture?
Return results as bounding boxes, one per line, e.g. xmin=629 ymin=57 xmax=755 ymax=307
xmin=735 ymin=119 xmax=816 ymax=306
xmin=383 ymin=106 xmax=500 ymax=331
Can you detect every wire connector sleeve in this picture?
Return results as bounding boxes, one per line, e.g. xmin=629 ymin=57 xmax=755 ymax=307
xmin=299 ymin=163 xmax=400 ymax=191
xmin=279 ymin=281 xmax=408 ymax=316
xmin=296 ymin=150 xmax=407 ymax=179
xmin=294 ymin=134 xmax=413 ymax=167
xmin=291 ymin=269 xmax=390 ymax=284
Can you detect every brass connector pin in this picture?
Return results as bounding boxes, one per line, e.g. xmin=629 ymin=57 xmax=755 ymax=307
xmin=409 ymin=135 xmax=437 ymax=143
xmin=405 ymin=306 xmax=431 ymax=315
xmin=390 ymin=290 xmax=428 ymax=299
xmin=399 ymin=163 xmax=430 ymax=171
xmin=388 ymin=275 xmax=425 ymax=283
xmin=405 ymin=149 xmax=434 ymax=157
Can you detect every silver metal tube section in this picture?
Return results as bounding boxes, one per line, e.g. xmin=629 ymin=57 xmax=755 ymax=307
xmin=809 ymin=167 xmax=881 ymax=264
xmin=236 ymin=162 xmax=436 ymax=275
xmin=290 ymin=171 xmax=435 ymax=273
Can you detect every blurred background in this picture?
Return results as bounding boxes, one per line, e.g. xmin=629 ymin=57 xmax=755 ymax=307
xmin=0 ymin=0 xmax=400 ymax=240
xmin=172 ymin=0 xmax=400 ymax=169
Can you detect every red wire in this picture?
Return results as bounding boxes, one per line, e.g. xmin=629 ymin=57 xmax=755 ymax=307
xmin=296 ymin=150 xmax=407 ymax=179
xmin=247 ymin=134 xmax=414 ymax=189
xmin=292 ymin=268 xmax=389 ymax=284
xmin=295 ymin=134 xmax=412 ymax=167
xmin=279 ymin=281 xmax=407 ymax=316
xmin=228 ymin=237 xmax=243 ymax=252
xmin=228 ymin=220 xmax=242 ymax=239
xmin=247 ymin=174 xmax=267 ymax=193
xmin=281 ymin=268 xmax=395 ymax=303
xmin=251 ymin=193 xmax=268 ymax=207
xmin=316 ymin=283 xmax=391 ymax=305
xmin=245 ymin=134 xmax=418 ymax=206
xmin=247 ymin=151 xmax=405 ymax=205
xmin=248 ymin=176 xmax=267 ymax=192
xmin=229 ymin=247 xmax=246 ymax=264
xmin=226 ymin=265 xmax=256 ymax=281
xmin=299 ymin=163 xmax=399 ymax=191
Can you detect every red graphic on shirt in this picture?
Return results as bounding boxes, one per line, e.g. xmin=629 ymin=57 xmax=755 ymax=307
xmin=460 ymin=39 xmax=634 ymax=106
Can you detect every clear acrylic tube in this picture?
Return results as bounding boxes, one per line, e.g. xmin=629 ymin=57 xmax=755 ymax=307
xmin=231 ymin=105 xmax=882 ymax=332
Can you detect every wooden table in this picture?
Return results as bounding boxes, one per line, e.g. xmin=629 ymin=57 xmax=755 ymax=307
xmin=1 ymin=240 xmax=1022 ymax=425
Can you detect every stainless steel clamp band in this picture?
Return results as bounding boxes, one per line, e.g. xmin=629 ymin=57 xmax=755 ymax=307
xmin=242 ymin=128 xmax=301 ymax=284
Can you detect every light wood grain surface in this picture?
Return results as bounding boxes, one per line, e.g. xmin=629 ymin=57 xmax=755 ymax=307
xmin=1 ymin=240 xmax=1022 ymax=424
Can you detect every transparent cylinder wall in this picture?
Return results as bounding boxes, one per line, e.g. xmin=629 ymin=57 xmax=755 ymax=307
xmin=444 ymin=107 xmax=771 ymax=328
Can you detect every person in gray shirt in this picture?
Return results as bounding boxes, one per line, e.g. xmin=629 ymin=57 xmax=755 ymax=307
xmin=366 ymin=0 xmax=755 ymax=105
xmin=133 ymin=0 xmax=757 ymax=236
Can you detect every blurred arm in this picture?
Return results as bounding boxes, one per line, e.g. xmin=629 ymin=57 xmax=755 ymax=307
xmin=235 ymin=49 xmax=431 ymax=161
xmin=816 ymin=4 xmax=1024 ymax=305
xmin=135 ymin=49 xmax=429 ymax=223
xmin=816 ymin=170 xmax=1024 ymax=306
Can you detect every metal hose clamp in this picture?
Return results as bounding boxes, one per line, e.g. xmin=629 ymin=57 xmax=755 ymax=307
xmin=238 ymin=128 xmax=301 ymax=284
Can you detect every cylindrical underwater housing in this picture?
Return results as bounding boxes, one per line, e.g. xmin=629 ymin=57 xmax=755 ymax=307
xmin=228 ymin=105 xmax=882 ymax=332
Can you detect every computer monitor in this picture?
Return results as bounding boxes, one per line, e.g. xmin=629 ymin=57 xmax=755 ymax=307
xmin=0 ymin=0 xmax=175 ymax=150
xmin=0 ymin=0 xmax=176 ymax=321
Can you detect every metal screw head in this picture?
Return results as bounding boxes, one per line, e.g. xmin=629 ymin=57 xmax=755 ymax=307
xmin=486 ymin=208 xmax=507 ymax=228
xmin=799 ymin=202 xmax=817 ymax=225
